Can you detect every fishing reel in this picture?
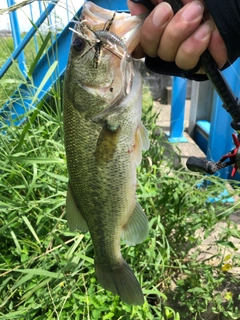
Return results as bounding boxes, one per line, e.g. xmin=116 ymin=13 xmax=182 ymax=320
xmin=186 ymin=133 xmax=240 ymax=177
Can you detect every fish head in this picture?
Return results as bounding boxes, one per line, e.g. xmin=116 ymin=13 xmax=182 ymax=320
xmin=65 ymin=1 xmax=144 ymax=118
xmin=80 ymin=1 xmax=145 ymax=54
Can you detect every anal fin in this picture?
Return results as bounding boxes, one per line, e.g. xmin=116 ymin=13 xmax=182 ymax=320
xmin=121 ymin=202 xmax=149 ymax=246
xmin=66 ymin=182 xmax=88 ymax=233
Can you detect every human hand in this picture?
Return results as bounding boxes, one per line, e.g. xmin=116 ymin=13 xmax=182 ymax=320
xmin=127 ymin=0 xmax=228 ymax=71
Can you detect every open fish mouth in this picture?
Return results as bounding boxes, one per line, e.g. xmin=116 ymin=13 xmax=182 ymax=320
xmin=79 ymin=1 xmax=145 ymax=53
xmin=67 ymin=1 xmax=145 ymax=111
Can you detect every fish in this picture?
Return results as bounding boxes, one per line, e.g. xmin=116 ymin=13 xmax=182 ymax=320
xmin=63 ymin=1 xmax=149 ymax=305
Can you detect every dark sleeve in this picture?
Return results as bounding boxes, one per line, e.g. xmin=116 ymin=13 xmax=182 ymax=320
xmin=144 ymin=56 xmax=209 ymax=81
xmin=204 ymin=0 xmax=240 ymax=64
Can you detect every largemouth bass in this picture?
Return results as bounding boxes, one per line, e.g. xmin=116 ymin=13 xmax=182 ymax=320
xmin=63 ymin=1 xmax=149 ymax=305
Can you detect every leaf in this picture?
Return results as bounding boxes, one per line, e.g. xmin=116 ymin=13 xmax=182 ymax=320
xmin=10 ymin=229 xmax=21 ymax=254
xmin=31 ymin=60 xmax=58 ymax=105
xmin=216 ymin=240 xmax=238 ymax=251
xmin=25 ymin=163 xmax=38 ymax=198
xmin=12 ymin=268 xmax=63 ymax=279
xmin=9 ymin=156 xmax=64 ymax=164
xmin=28 ymin=32 xmax=52 ymax=77
xmin=224 ymin=291 xmax=233 ymax=301
xmin=103 ymin=312 xmax=115 ymax=320
xmin=15 ymin=100 xmax=43 ymax=152
xmin=222 ymin=263 xmax=232 ymax=272
xmin=0 ymin=201 xmax=12 ymax=208
xmin=45 ymin=171 xmax=68 ymax=182
xmin=0 ymin=79 xmax=23 ymax=85
xmin=65 ymin=234 xmax=85 ymax=259
xmin=0 ymin=311 xmax=27 ymax=319
xmin=187 ymin=287 xmax=205 ymax=294
xmin=20 ymin=278 xmax=51 ymax=302
xmin=22 ymin=214 xmax=41 ymax=244
xmin=75 ymin=253 xmax=94 ymax=265
xmin=224 ymin=254 xmax=232 ymax=261
xmin=12 ymin=273 xmax=33 ymax=290
xmin=143 ymin=289 xmax=167 ymax=301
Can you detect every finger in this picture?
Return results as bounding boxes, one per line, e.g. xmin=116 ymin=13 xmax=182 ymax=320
xmin=127 ymin=0 xmax=151 ymax=58
xmin=175 ymin=20 xmax=214 ymax=70
xmin=127 ymin=0 xmax=150 ymax=15
xmin=158 ymin=1 xmax=204 ymax=61
xmin=207 ymin=28 xmax=228 ymax=68
xmin=140 ymin=2 xmax=173 ymax=57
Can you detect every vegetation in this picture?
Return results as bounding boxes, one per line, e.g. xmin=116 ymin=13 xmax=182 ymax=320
xmin=0 ymin=16 xmax=240 ymax=320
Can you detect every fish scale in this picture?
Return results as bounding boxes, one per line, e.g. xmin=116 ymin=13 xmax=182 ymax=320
xmin=63 ymin=2 xmax=149 ymax=305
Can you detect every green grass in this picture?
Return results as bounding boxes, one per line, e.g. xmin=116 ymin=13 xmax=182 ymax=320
xmin=0 ymin=23 xmax=240 ymax=320
xmin=0 ymin=30 xmax=56 ymax=106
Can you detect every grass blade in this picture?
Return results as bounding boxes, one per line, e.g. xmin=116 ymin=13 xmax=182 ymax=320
xmin=22 ymin=214 xmax=41 ymax=244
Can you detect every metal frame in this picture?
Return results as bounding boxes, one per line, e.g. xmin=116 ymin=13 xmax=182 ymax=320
xmin=190 ymin=59 xmax=240 ymax=180
xmin=0 ymin=1 xmax=76 ymax=125
xmin=0 ymin=1 xmax=58 ymax=78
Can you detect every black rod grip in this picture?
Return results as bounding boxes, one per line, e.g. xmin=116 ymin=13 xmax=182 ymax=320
xmin=186 ymin=157 xmax=222 ymax=174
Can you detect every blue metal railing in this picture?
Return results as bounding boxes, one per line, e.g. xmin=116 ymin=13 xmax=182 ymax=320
xmin=0 ymin=0 xmax=79 ymax=125
xmin=1 ymin=0 xmax=59 ymax=78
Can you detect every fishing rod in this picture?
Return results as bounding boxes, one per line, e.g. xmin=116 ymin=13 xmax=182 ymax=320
xmin=131 ymin=0 xmax=240 ymax=177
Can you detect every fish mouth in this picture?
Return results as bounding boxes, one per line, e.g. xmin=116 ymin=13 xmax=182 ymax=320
xmin=80 ymin=1 xmax=145 ymax=53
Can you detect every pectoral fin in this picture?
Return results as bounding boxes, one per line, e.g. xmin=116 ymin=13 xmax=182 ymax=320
xmin=121 ymin=202 xmax=149 ymax=245
xmin=133 ymin=122 xmax=150 ymax=166
xmin=95 ymin=122 xmax=121 ymax=165
xmin=66 ymin=182 xmax=88 ymax=233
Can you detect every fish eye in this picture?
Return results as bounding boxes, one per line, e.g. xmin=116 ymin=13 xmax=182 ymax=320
xmin=72 ymin=37 xmax=85 ymax=52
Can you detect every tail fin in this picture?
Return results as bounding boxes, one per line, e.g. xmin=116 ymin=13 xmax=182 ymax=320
xmin=95 ymin=259 xmax=144 ymax=305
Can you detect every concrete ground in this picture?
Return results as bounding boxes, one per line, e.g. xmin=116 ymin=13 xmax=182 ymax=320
xmin=154 ymin=99 xmax=206 ymax=167
xmin=154 ymin=99 xmax=240 ymax=320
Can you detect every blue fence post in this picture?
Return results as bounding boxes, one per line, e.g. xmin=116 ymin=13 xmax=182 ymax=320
xmin=66 ymin=0 xmax=70 ymax=21
xmin=168 ymin=76 xmax=188 ymax=142
xmin=7 ymin=0 xmax=27 ymax=76
xmin=38 ymin=1 xmax=43 ymax=14
xmin=207 ymin=92 xmax=234 ymax=179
